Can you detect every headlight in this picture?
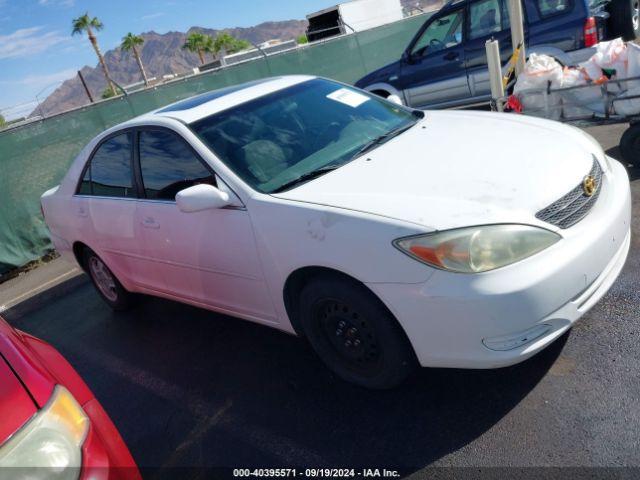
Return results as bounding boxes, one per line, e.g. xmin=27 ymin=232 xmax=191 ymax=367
xmin=0 ymin=385 xmax=89 ymax=479
xmin=394 ymin=224 xmax=561 ymax=273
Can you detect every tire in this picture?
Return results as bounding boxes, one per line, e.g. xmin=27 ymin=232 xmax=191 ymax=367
xmin=620 ymin=123 xmax=640 ymax=166
xmin=299 ymin=275 xmax=417 ymax=389
xmin=83 ymin=248 xmax=135 ymax=311
xmin=607 ymin=0 xmax=640 ymax=41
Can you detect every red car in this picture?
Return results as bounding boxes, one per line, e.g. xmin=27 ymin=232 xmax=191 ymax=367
xmin=0 ymin=315 xmax=140 ymax=479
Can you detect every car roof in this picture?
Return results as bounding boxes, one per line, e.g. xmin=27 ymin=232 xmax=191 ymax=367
xmin=138 ymin=75 xmax=316 ymax=125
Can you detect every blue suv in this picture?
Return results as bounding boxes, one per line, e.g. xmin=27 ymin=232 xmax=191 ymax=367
xmin=355 ymin=0 xmax=638 ymax=108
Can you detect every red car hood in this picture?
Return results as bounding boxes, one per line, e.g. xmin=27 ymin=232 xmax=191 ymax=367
xmin=0 ymin=355 xmax=37 ymax=445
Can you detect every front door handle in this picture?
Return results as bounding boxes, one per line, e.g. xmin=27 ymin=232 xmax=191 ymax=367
xmin=77 ymin=207 xmax=88 ymax=218
xmin=141 ymin=216 xmax=160 ymax=229
xmin=444 ymin=51 xmax=459 ymax=61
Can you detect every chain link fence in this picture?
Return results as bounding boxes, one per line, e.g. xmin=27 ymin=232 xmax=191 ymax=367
xmin=0 ymin=12 xmax=430 ymax=274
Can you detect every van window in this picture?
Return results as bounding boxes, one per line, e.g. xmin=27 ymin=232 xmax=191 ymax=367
xmin=469 ymin=0 xmax=504 ymax=39
xmin=537 ymin=0 xmax=570 ymax=16
xmin=411 ymin=10 xmax=464 ymax=57
xmin=138 ymin=129 xmax=215 ymax=201
xmin=80 ymin=133 xmax=135 ymax=198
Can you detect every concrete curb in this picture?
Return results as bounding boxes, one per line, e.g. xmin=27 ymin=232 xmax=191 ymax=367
xmin=1 ymin=273 xmax=89 ymax=321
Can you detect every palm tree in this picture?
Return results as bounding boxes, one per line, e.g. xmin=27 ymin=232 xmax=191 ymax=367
xmin=121 ymin=33 xmax=149 ymax=86
xmin=213 ymin=32 xmax=251 ymax=56
xmin=72 ymin=13 xmax=116 ymax=97
xmin=182 ymin=32 xmax=208 ymax=64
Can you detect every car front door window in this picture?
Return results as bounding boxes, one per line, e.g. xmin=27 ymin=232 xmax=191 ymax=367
xmin=138 ymin=129 xmax=215 ymax=201
xmin=411 ymin=10 xmax=464 ymax=57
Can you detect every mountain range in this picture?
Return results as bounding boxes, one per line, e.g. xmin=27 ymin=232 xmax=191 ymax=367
xmin=34 ymin=20 xmax=308 ymax=117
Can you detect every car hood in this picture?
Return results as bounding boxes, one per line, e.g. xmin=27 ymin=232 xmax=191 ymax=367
xmin=274 ymin=110 xmax=604 ymax=231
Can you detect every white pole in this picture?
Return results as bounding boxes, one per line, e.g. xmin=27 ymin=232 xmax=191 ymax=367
xmin=507 ymin=0 xmax=526 ymax=75
xmin=486 ymin=39 xmax=505 ymax=111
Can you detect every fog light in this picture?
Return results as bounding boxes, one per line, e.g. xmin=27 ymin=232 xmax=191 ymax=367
xmin=483 ymin=325 xmax=552 ymax=351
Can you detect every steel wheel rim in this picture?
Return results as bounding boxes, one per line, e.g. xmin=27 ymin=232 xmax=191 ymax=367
xmin=315 ymin=299 xmax=383 ymax=375
xmin=89 ymin=257 xmax=118 ymax=302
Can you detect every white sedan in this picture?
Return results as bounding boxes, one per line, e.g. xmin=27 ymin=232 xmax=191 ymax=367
xmin=41 ymin=76 xmax=632 ymax=388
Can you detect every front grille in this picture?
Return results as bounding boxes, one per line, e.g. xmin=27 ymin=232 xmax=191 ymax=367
xmin=535 ymin=158 xmax=603 ymax=229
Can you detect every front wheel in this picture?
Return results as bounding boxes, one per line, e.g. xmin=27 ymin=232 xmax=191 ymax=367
xmin=83 ymin=248 xmax=135 ymax=311
xmin=299 ymin=276 xmax=417 ymax=389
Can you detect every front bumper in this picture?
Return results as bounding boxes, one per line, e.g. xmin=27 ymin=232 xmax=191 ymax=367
xmin=368 ymin=157 xmax=632 ymax=368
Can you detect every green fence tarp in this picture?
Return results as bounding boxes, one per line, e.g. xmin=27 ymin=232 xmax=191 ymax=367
xmin=0 ymin=13 xmax=428 ymax=273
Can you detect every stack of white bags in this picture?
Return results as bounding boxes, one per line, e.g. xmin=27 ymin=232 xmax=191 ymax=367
xmin=513 ymin=39 xmax=640 ymax=118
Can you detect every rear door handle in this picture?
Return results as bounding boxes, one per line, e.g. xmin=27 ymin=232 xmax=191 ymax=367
xmin=141 ymin=216 xmax=160 ymax=229
xmin=444 ymin=51 xmax=459 ymax=61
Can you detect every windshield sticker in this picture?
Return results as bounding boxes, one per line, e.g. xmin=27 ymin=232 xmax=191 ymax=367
xmin=327 ymin=88 xmax=370 ymax=108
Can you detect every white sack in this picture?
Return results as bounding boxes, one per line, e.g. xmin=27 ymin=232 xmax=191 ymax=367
xmin=560 ymin=67 xmax=608 ymax=116
xmin=591 ymin=38 xmax=628 ymax=79
xmin=613 ymin=43 xmax=640 ymax=116
xmin=514 ymin=54 xmax=563 ymax=119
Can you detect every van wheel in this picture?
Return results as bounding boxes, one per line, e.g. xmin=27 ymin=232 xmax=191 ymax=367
xmin=83 ymin=248 xmax=134 ymax=311
xmin=299 ymin=276 xmax=416 ymax=389
xmin=620 ymin=124 xmax=640 ymax=166
xmin=608 ymin=0 xmax=640 ymax=40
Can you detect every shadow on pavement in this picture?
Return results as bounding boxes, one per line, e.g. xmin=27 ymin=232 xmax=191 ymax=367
xmin=8 ymin=284 xmax=567 ymax=475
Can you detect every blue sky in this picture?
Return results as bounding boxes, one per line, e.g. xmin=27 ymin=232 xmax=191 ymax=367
xmin=0 ymin=0 xmax=335 ymax=119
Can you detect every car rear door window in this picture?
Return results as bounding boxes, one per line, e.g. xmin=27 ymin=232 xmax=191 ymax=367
xmin=537 ymin=0 xmax=570 ymax=16
xmin=469 ymin=0 xmax=504 ymax=39
xmin=411 ymin=10 xmax=464 ymax=57
xmin=138 ymin=129 xmax=215 ymax=201
xmin=80 ymin=132 xmax=135 ymax=198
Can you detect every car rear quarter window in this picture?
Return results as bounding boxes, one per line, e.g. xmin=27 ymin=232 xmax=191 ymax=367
xmin=81 ymin=132 xmax=135 ymax=198
xmin=138 ymin=129 xmax=215 ymax=201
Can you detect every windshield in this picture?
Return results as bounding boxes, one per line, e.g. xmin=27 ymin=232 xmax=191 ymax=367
xmin=190 ymin=78 xmax=419 ymax=193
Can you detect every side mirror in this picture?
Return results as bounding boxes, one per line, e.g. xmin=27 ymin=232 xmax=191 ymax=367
xmin=176 ymin=184 xmax=230 ymax=213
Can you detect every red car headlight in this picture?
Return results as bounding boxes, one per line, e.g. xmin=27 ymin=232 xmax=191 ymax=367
xmin=0 ymin=385 xmax=89 ymax=478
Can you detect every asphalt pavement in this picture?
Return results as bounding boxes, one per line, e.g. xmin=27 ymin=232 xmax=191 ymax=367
xmin=3 ymin=123 xmax=639 ymax=478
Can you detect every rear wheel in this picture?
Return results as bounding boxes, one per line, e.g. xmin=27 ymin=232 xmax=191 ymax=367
xmin=83 ymin=248 xmax=135 ymax=311
xmin=608 ymin=0 xmax=640 ymax=40
xmin=299 ymin=276 xmax=416 ymax=389
xmin=620 ymin=123 xmax=640 ymax=166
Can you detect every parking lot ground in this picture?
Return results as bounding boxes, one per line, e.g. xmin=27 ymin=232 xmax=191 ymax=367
xmin=3 ymin=123 xmax=640 ymax=478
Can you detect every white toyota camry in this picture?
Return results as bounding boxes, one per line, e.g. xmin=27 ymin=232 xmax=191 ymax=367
xmin=41 ymin=76 xmax=631 ymax=388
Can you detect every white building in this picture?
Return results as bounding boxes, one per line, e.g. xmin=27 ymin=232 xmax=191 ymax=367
xmin=306 ymin=0 xmax=404 ymax=41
